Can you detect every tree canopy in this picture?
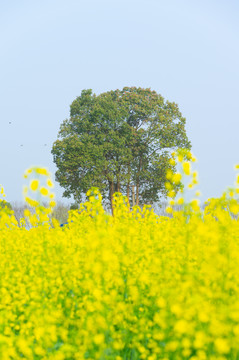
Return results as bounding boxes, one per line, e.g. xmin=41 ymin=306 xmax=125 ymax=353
xmin=52 ymin=87 xmax=191 ymax=212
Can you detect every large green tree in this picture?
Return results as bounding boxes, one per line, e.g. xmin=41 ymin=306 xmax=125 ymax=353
xmin=52 ymin=87 xmax=191 ymax=212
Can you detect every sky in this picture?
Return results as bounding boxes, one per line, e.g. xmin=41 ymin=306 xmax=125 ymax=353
xmin=1 ymin=0 xmax=239 ymax=204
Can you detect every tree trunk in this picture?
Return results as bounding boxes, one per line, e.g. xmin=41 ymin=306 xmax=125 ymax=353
xmin=109 ymin=181 xmax=114 ymax=215
xmin=117 ymin=182 xmax=120 ymax=192
xmin=136 ymin=183 xmax=139 ymax=206
xmin=127 ymin=162 xmax=130 ymax=204
xmin=132 ymin=185 xmax=135 ymax=207
xmin=136 ymin=157 xmax=142 ymax=206
xmin=116 ymin=161 xmax=121 ymax=193
xmin=127 ymin=184 xmax=130 ymax=203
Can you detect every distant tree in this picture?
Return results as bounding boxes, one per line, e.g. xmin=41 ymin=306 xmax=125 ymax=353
xmin=52 ymin=87 xmax=191 ymax=213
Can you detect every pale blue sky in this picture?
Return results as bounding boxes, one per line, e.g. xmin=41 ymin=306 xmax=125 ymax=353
xmin=1 ymin=0 xmax=239 ymax=203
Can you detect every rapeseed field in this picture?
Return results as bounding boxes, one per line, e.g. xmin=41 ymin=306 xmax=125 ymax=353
xmin=1 ymin=153 xmax=239 ymax=359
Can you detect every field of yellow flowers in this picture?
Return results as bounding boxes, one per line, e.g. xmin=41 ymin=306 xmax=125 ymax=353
xmin=1 ymin=153 xmax=239 ymax=360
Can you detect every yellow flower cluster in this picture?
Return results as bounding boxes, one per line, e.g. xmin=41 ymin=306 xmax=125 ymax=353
xmin=1 ymin=162 xmax=239 ymax=359
xmin=166 ymin=150 xmax=200 ymax=214
xmin=22 ymin=167 xmax=56 ymax=228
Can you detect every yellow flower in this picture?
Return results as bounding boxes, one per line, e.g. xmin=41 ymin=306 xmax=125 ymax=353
xmin=191 ymin=199 xmax=200 ymax=212
xmin=47 ymin=179 xmax=54 ymax=188
xmin=49 ymin=200 xmax=56 ymax=208
xmin=165 ymin=206 xmax=173 ymax=214
xmin=17 ymin=338 xmax=32 ymax=357
xmin=24 ymin=209 xmax=31 ymax=218
xmin=93 ymin=333 xmax=105 ymax=345
xmin=182 ymin=161 xmax=191 ymax=176
xmin=166 ymin=170 xmax=173 ymax=180
xmin=113 ymin=341 xmax=124 ymax=350
xmin=177 ymin=197 xmax=184 ymax=205
xmin=156 ymin=297 xmax=166 ymax=308
xmin=30 ymin=179 xmax=39 ymax=191
xmin=25 ymin=197 xmax=39 ymax=207
xmin=230 ymin=203 xmax=239 ymax=215
xmin=40 ymin=187 xmax=48 ymax=196
xmin=172 ymin=173 xmax=182 ymax=184
xmin=166 ymin=341 xmax=178 ymax=351
xmin=165 ymin=182 xmax=172 ymax=190
xmin=177 ymin=155 xmax=184 ymax=163
xmin=23 ymin=168 xmax=32 ymax=178
xmin=34 ymin=346 xmax=45 ymax=356
xmin=169 ymin=158 xmax=176 ymax=166
xmin=168 ymin=190 xmax=176 ymax=198
xmin=35 ymin=167 xmax=50 ymax=176
xmin=174 ymin=319 xmax=188 ymax=334
xmin=214 ymin=338 xmax=230 ymax=354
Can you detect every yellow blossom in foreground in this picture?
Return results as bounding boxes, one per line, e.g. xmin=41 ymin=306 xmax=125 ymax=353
xmin=177 ymin=197 xmax=184 ymax=205
xmin=40 ymin=187 xmax=49 ymax=196
xmin=24 ymin=209 xmax=31 ymax=218
xmin=165 ymin=182 xmax=172 ymax=190
xmin=191 ymin=199 xmax=200 ymax=212
xmin=47 ymin=179 xmax=54 ymax=188
xmin=169 ymin=158 xmax=176 ymax=166
xmin=214 ymin=338 xmax=230 ymax=354
xmin=30 ymin=179 xmax=39 ymax=191
xmin=177 ymin=154 xmax=184 ymax=163
xmin=182 ymin=161 xmax=191 ymax=176
xmin=49 ymin=200 xmax=56 ymax=208
xmin=24 ymin=197 xmax=39 ymax=207
xmin=168 ymin=190 xmax=176 ymax=198
xmin=172 ymin=173 xmax=182 ymax=184
xmin=192 ymin=171 xmax=198 ymax=178
xmin=93 ymin=334 xmax=105 ymax=345
xmin=35 ymin=167 xmax=50 ymax=176
xmin=165 ymin=206 xmax=173 ymax=214
xmin=23 ymin=168 xmax=32 ymax=179
xmin=166 ymin=170 xmax=173 ymax=180
xmin=1 ymin=161 xmax=239 ymax=359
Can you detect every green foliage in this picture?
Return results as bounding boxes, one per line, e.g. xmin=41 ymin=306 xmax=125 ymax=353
xmin=70 ymin=202 xmax=79 ymax=210
xmin=52 ymin=87 xmax=191 ymax=211
xmin=0 ymin=200 xmax=12 ymax=210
